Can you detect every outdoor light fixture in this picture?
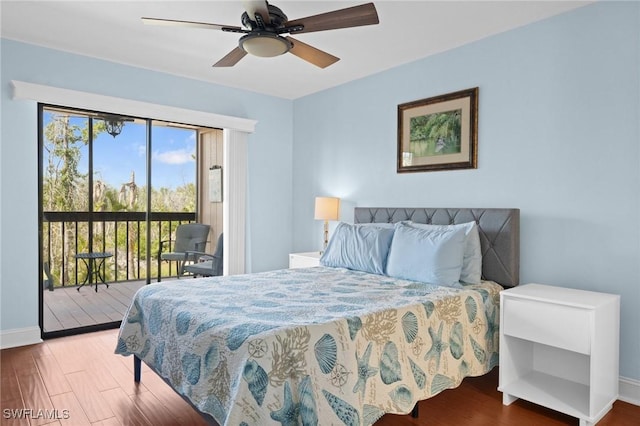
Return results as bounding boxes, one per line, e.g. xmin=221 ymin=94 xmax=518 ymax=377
xmin=104 ymin=118 xmax=125 ymax=138
xmin=95 ymin=114 xmax=131 ymax=138
xmin=314 ymin=196 xmax=340 ymax=251
xmin=239 ymin=32 xmax=292 ymax=57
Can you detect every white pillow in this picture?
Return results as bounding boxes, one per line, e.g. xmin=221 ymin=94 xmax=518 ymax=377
xmin=401 ymin=221 xmax=482 ymax=283
xmin=320 ymin=222 xmax=395 ymax=275
xmin=385 ymin=223 xmax=466 ymax=287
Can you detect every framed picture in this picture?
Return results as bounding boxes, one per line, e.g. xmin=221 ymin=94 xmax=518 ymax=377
xmin=397 ymin=87 xmax=478 ymax=173
xmin=209 ymin=166 xmax=222 ymax=202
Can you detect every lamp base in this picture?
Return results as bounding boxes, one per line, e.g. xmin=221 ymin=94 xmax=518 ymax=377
xmin=323 ymin=220 xmax=329 ymax=251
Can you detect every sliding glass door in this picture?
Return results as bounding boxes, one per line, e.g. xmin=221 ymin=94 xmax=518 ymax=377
xmin=39 ymin=105 xmax=200 ymax=336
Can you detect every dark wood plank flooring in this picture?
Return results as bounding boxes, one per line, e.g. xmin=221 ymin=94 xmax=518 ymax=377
xmin=1 ymin=329 xmax=638 ymax=425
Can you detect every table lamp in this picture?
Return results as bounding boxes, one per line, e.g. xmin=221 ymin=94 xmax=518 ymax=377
xmin=314 ymin=196 xmax=340 ymax=251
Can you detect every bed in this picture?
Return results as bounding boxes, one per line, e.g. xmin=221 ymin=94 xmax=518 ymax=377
xmin=115 ymin=207 xmax=520 ymax=425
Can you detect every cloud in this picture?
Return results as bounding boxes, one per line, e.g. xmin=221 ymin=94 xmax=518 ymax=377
xmin=153 ymin=148 xmax=195 ymax=165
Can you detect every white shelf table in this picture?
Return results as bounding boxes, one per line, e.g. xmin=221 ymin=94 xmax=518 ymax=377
xmin=289 ymin=251 xmax=321 ymax=269
xmin=498 ymin=283 xmax=620 ymax=426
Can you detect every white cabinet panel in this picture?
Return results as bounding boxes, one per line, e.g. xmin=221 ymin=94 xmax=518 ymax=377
xmin=503 ymin=298 xmax=591 ymax=354
xmin=289 ymin=252 xmax=321 ymax=269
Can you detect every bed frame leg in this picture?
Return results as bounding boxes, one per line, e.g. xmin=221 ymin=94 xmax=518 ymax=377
xmin=134 ymin=355 xmax=141 ymax=382
xmin=411 ymin=404 xmax=419 ymax=418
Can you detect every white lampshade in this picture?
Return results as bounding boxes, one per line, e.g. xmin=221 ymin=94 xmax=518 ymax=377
xmin=239 ymin=33 xmax=292 ymax=57
xmin=314 ymin=197 xmax=340 ymax=221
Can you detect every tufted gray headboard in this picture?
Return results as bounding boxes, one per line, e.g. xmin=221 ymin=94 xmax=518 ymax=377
xmin=354 ymin=207 xmax=520 ymax=287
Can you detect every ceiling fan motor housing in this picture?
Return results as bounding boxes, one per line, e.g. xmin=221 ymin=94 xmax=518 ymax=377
xmin=241 ymin=4 xmax=288 ymax=31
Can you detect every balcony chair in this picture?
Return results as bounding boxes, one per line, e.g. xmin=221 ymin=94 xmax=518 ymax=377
xmin=43 ymin=261 xmax=55 ymax=291
xmin=158 ymin=223 xmax=210 ymax=281
xmin=183 ymin=233 xmax=223 ymax=277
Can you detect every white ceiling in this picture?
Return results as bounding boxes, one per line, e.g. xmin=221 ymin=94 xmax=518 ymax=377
xmin=1 ymin=1 xmax=590 ymax=99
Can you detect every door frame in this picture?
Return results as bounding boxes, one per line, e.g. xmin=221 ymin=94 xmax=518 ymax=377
xmin=13 ymin=80 xmax=255 ymax=339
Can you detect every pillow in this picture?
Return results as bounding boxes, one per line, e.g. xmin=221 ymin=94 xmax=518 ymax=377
xmin=401 ymin=221 xmax=482 ymax=283
xmin=386 ymin=223 xmax=466 ymax=287
xmin=320 ymin=222 xmax=395 ymax=275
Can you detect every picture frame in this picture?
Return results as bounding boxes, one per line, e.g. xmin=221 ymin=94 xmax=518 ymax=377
xmin=397 ymin=87 xmax=478 ymax=173
xmin=209 ymin=166 xmax=222 ymax=202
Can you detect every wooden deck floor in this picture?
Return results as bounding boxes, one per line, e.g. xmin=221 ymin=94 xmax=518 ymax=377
xmin=43 ymin=281 xmax=148 ymax=333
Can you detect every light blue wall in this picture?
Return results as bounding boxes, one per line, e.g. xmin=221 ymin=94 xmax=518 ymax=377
xmin=293 ymin=2 xmax=640 ymax=380
xmin=0 ymin=39 xmax=294 ymax=332
xmin=2 ymin=1 xmax=639 ymax=383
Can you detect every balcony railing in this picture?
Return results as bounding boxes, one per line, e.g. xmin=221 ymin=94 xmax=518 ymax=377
xmin=42 ymin=211 xmax=197 ymax=287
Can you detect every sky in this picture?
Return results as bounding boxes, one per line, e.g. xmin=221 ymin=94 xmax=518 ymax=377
xmin=93 ymin=120 xmax=197 ymax=190
xmin=43 ymin=110 xmax=197 ymax=191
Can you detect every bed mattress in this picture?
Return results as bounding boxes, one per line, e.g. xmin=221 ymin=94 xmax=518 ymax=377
xmin=115 ymin=266 xmax=502 ymax=425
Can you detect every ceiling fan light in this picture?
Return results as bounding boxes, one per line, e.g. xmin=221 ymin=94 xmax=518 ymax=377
xmin=239 ymin=33 xmax=291 ymax=57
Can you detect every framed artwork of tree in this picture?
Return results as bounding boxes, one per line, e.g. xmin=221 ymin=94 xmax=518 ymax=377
xmin=397 ymin=87 xmax=478 ymax=173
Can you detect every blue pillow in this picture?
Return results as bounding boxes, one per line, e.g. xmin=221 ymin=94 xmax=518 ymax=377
xmin=401 ymin=221 xmax=482 ymax=283
xmin=320 ymin=222 xmax=395 ymax=275
xmin=386 ymin=223 xmax=466 ymax=287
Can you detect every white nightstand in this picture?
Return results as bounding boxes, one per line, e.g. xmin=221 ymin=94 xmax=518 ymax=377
xmin=289 ymin=252 xmax=321 ymax=268
xmin=498 ymin=283 xmax=620 ymax=426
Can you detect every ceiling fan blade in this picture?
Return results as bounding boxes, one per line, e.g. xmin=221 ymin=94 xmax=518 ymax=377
xmin=285 ymin=3 xmax=379 ymax=34
xmin=287 ymin=37 xmax=339 ymax=69
xmin=142 ymin=17 xmax=242 ymax=32
xmin=242 ymin=0 xmax=271 ymax=24
xmin=213 ymin=47 xmax=248 ymax=67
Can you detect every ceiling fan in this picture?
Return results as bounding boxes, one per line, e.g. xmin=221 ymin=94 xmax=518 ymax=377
xmin=142 ymin=1 xmax=379 ymax=68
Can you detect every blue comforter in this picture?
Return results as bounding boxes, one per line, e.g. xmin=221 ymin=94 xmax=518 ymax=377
xmin=115 ymin=266 xmax=502 ymax=425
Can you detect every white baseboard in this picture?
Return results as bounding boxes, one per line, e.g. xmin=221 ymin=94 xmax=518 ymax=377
xmin=0 ymin=326 xmax=42 ymax=349
xmin=619 ymin=376 xmax=640 ymax=406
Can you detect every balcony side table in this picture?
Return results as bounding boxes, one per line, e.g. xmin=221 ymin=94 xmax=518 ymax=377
xmin=75 ymin=252 xmax=113 ymax=292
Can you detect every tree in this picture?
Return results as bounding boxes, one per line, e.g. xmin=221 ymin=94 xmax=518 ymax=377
xmin=43 ymin=114 xmax=106 ymax=283
xmin=42 ymin=110 xmax=197 ymax=285
xmin=44 ymin=114 xmax=86 ymax=283
xmin=409 ymin=110 xmax=462 ymax=155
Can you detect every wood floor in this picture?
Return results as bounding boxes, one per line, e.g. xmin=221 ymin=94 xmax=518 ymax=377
xmin=1 ymin=329 xmax=638 ymax=425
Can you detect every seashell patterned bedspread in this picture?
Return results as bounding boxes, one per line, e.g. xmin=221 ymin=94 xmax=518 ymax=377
xmin=115 ymin=266 xmax=502 ymax=425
